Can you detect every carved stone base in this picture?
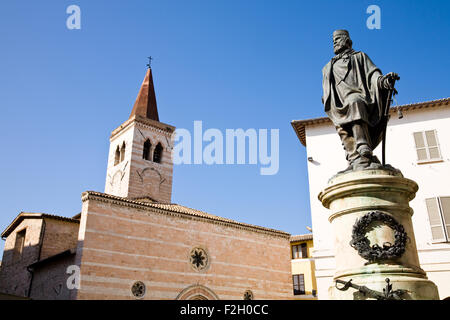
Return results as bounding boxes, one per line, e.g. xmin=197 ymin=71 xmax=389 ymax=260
xmin=329 ymin=266 xmax=439 ymax=300
xmin=319 ymin=168 xmax=439 ymax=300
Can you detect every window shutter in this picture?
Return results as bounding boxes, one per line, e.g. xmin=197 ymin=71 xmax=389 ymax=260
xmin=439 ymin=197 xmax=450 ymax=240
xmin=291 ymin=245 xmax=296 ymax=259
xmin=425 ymin=198 xmax=446 ymax=242
xmin=425 ymin=130 xmax=441 ymax=160
xmin=413 ymin=131 xmax=442 ymax=162
xmin=413 ymin=132 xmax=428 ymax=161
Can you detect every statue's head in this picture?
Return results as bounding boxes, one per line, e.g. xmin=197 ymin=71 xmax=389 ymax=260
xmin=333 ymin=29 xmax=352 ymax=54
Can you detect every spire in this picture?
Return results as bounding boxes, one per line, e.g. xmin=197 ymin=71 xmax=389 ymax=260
xmin=129 ymin=67 xmax=159 ymax=121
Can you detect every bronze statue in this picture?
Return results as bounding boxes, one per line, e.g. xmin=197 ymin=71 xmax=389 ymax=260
xmin=322 ymin=30 xmax=399 ymax=171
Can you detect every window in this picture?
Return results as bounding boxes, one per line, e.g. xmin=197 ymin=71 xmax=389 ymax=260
xmin=143 ymin=139 xmax=151 ymax=161
xmin=120 ymin=143 xmax=126 ymax=162
xmin=293 ymin=274 xmax=305 ymax=295
xmin=153 ymin=143 xmax=163 ymax=163
xmin=131 ymin=281 xmax=146 ymax=299
xmin=292 ymin=243 xmax=308 ymax=259
xmin=13 ymin=229 xmax=26 ymax=262
xmin=425 ymin=197 xmax=450 ymax=242
xmin=243 ymin=290 xmax=254 ymax=300
xmin=413 ymin=130 xmax=442 ymax=162
xmin=114 ymin=146 xmax=120 ymax=165
xmin=301 ymin=243 xmax=307 ymax=258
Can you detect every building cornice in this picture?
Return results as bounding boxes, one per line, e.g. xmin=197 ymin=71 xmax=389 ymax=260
xmin=110 ymin=115 xmax=175 ymax=140
xmin=291 ymin=97 xmax=450 ymax=147
xmin=81 ymin=191 xmax=291 ymax=239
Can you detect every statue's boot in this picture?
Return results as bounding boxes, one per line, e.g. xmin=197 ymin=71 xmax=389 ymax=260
xmin=353 ymin=121 xmax=373 ymax=157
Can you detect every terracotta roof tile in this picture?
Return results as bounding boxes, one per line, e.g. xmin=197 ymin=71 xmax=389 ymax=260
xmin=129 ymin=68 xmax=159 ymax=121
xmin=290 ymin=234 xmax=313 ymax=242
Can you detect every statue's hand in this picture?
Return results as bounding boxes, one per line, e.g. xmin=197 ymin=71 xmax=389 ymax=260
xmin=381 ymin=72 xmax=400 ymax=90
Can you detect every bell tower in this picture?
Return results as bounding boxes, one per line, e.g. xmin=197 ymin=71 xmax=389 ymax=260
xmin=104 ymin=67 xmax=175 ymax=203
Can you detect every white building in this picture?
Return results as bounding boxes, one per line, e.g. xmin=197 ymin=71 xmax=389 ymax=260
xmin=292 ymin=97 xmax=450 ymax=300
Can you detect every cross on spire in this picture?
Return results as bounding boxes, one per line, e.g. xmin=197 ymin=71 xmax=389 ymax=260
xmin=147 ymin=56 xmax=153 ymax=69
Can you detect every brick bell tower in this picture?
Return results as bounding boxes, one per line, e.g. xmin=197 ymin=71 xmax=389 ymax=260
xmin=104 ymin=66 xmax=175 ymax=203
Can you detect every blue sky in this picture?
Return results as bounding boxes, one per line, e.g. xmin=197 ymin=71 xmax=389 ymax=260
xmin=0 ymin=1 xmax=449 ymax=257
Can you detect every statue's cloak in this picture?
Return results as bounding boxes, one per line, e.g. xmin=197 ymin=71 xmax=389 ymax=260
xmin=322 ymin=49 xmax=388 ymax=149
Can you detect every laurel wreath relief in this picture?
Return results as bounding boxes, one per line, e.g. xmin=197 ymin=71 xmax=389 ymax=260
xmin=350 ymin=211 xmax=408 ymax=263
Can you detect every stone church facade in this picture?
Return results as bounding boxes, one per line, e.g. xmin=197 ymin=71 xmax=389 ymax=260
xmin=0 ymin=68 xmax=292 ymax=300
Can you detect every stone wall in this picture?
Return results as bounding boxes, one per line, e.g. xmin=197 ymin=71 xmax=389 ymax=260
xmin=30 ymin=254 xmax=76 ymax=300
xmin=0 ymin=216 xmax=79 ymax=298
xmin=0 ymin=218 xmax=43 ymax=297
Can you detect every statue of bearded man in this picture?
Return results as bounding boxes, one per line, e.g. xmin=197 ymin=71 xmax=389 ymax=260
xmin=322 ymin=29 xmax=398 ymax=171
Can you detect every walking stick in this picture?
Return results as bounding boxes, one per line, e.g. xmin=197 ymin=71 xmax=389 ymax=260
xmin=381 ymin=74 xmax=400 ymax=166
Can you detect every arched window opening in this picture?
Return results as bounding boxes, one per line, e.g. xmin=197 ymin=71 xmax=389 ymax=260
xmin=143 ymin=139 xmax=152 ymax=161
xmin=120 ymin=143 xmax=126 ymax=162
xmin=153 ymin=143 xmax=163 ymax=163
xmin=114 ymin=146 xmax=120 ymax=165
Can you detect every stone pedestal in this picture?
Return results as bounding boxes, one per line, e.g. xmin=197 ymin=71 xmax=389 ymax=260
xmin=318 ymin=168 xmax=439 ymax=300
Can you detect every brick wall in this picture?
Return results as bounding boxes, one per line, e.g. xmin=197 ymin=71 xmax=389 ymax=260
xmin=73 ymin=194 xmax=292 ymax=300
xmin=40 ymin=219 xmax=79 ymax=260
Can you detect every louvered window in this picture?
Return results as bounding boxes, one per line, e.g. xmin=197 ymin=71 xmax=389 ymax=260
xmin=425 ymin=197 xmax=450 ymax=242
xmin=413 ymin=130 xmax=442 ymax=162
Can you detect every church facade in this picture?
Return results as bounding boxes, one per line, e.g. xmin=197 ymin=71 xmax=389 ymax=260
xmin=0 ymin=68 xmax=292 ymax=300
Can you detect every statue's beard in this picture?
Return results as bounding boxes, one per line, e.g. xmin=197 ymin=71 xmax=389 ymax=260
xmin=333 ymin=39 xmax=351 ymax=55
xmin=334 ymin=44 xmax=348 ymax=55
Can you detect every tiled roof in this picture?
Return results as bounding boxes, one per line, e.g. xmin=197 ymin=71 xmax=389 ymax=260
xmin=130 ymin=68 xmax=159 ymax=121
xmin=290 ymin=234 xmax=313 ymax=242
xmin=82 ymin=191 xmax=291 ymax=238
xmin=291 ymin=97 xmax=450 ymax=146
xmin=1 ymin=212 xmax=80 ymax=239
